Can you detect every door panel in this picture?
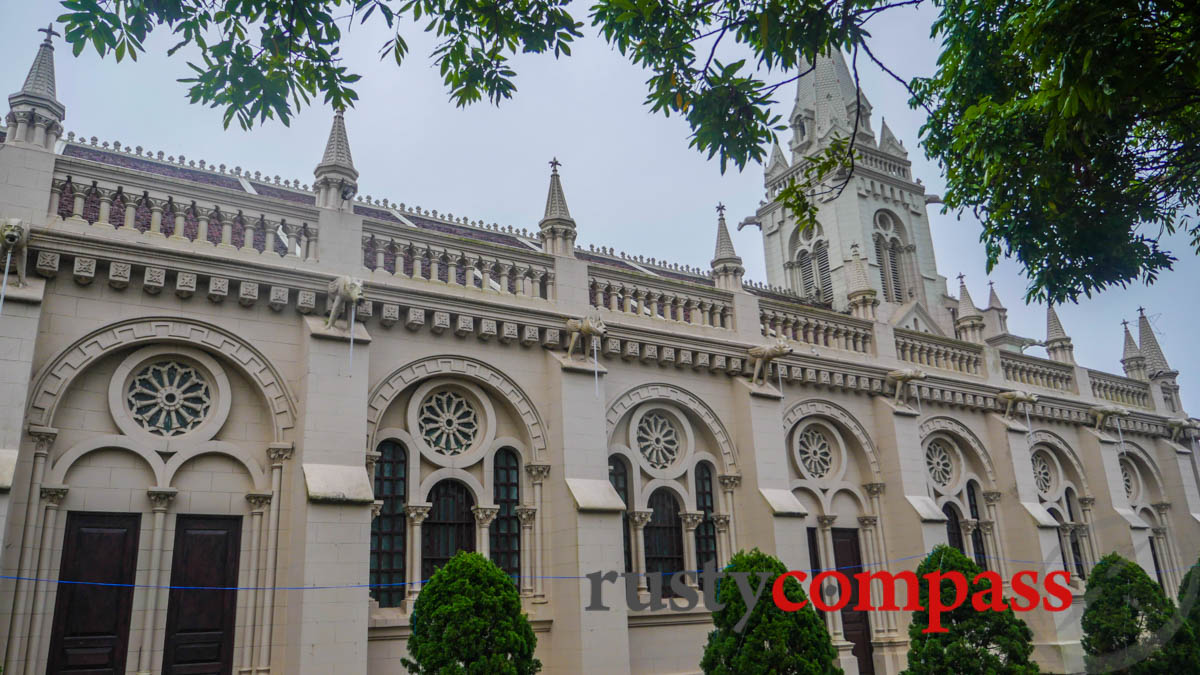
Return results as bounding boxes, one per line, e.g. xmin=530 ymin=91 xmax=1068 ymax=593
xmin=162 ymin=515 xmax=242 ymax=675
xmin=47 ymin=511 xmax=142 ymax=674
xmin=832 ymin=528 xmax=875 ymax=675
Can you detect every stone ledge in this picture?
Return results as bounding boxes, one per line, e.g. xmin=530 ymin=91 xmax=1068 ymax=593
xmin=303 ymin=313 xmax=372 ymax=343
xmin=0 ymin=275 xmax=45 ymax=304
xmin=302 ymin=462 xmax=374 ymax=504
xmin=548 ymin=349 xmax=607 ymax=374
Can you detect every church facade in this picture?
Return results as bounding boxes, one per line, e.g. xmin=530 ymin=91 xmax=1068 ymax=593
xmin=1 ymin=30 xmax=1197 ymax=675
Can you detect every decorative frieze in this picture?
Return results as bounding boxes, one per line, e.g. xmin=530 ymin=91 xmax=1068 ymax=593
xmin=108 ymin=261 xmax=131 ymax=289
xmin=521 ymin=325 xmax=539 ymax=346
xmin=405 ymin=307 xmax=425 ymax=330
xmin=354 ymin=298 xmax=372 ymax=321
xmin=207 ymin=276 xmax=228 ymax=302
xmin=640 ymin=344 xmax=658 ymax=363
xmin=431 ymin=311 xmax=450 ymax=334
xmin=72 ymin=256 xmax=95 ymax=285
xmin=541 ymin=328 xmax=560 ymax=349
xmin=238 ymin=281 xmax=259 ymax=306
xmin=143 ymin=267 xmax=165 ymax=294
xmin=269 ymin=286 xmax=289 ymax=311
xmin=175 ymin=271 xmax=197 ymax=298
xmin=380 ymin=303 xmax=399 ymax=327
xmin=500 ymin=322 xmax=519 ymax=343
xmin=297 ymin=289 xmax=316 ymax=314
xmin=455 ymin=314 xmax=474 ymax=336
xmin=36 ymin=251 xmax=60 ymax=278
xmin=478 ymin=318 xmax=497 ymax=341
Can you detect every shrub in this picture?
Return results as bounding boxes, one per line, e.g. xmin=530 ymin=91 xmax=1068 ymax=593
xmin=1081 ymin=552 xmax=1197 ymax=674
xmin=902 ymin=544 xmax=1038 ymax=674
xmin=700 ymin=548 xmax=841 ymax=674
xmin=402 ymin=551 xmax=541 ymax=674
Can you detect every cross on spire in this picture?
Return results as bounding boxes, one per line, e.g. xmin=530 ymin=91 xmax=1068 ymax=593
xmin=956 ymin=272 xmax=966 ymax=283
xmin=1137 ymin=306 xmax=1145 ymax=315
xmin=549 ymin=157 xmax=561 ymax=174
xmin=1121 ymin=319 xmax=1129 ymax=328
xmin=38 ymin=23 xmax=60 ymax=43
xmin=716 ymin=203 xmax=726 ymax=216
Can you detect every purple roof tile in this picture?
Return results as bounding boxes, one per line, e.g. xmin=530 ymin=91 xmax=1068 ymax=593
xmin=576 ymin=251 xmax=638 ymax=272
xmin=353 ymin=204 xmax=403 ymax=223
xmin=251 ymin=181 xmax=315 ymax=205
xmin=62 ymin=144 xmax=246 ymax=191
xmin=406 ymin=214 xmax=528 ymax=250
xmin=654 ymin=267 xmax=715 ymax=287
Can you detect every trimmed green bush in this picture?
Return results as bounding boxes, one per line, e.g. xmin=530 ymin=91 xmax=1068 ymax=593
xmin=700 ymin=548 xmax=841 ymax=674
xmin=902 ymin=544 xmax=1038 ymax=674
xmin=1081 ymin=552 xmax=1197 ymax=674
xmin=403 ymin=551 xmax=541 ymax=674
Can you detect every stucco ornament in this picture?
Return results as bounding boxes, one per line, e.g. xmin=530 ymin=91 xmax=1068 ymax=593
xmin=998 ymin=390 xmax=1038 ymax=420
xmin=887 ymin=368 xmax=926 ymax=406
xmin=126 ymin=360 xmax=213 ymax=436
xmin=0 ymin=218 xmax=30 ymax=287
xmin=418 ymin=389 xmax=479 ymax=456
xmin=565 ymin=311 xmax=606 ymax=359
xmin=325 ymin=275 xmax=364 ymax=328
xmin=748 ymin=338 xmax=793 ymax=385
xmin=1089 ymin=404 xmax=1130 ymax=431
xmin=636 ymin=411 xmax=680 ymax=469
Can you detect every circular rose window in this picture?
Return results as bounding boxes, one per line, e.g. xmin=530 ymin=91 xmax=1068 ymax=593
xmin=418 ymin=390 xmax=479 ymax=456
xmin=636 ymin=412 xmax=680 ymax=470
xmin=797 ymin=428 xmax=833 ymax=479
xmin=925 ymin=441 xmax=954 ymax=488
xmin=126 ymin=361 xmax=213 ymax=436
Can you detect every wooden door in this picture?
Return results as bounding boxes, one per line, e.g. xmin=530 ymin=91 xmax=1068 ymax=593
xmin=162 ymin=515 xmax=242 ymax=674
xmin=832 ymin=528 xmax=875 ymax=675
xmin=47 ymin=511 xmax=142 ymax=674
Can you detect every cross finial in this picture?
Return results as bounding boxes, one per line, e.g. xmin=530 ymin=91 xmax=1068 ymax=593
xmin=548 ymin=157 xmax=561 ymax=174
xmin=1121 ymin=319 xmax=1130 ymax=328
xmin=956 ymin=272 xmax=965 ymax=283
xmin=716 ymin=202 xmax=726 ymax=217
xmin=1137 ymin=306 xmax=1145 ymax=315
xmin=988 ymin=280 xmax=994 ymax=288
xmin=38 ymin=23 xmax=60 ymax=43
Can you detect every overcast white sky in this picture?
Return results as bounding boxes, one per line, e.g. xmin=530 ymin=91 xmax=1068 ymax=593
xmin=4 ymin=2 xmax=1195 ymax=414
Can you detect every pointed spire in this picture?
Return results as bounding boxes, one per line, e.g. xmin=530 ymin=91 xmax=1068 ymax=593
xmin=8 ymin=24 xmax=66 ymax=128
xmin=314 ymin=110 xmax=358 ymax=180
xmin=766 ymin=141 xmax=789 ymax=176
xmin=540 ymin=157 xmax=574 ymax=226
xmin=1121 ymin=320 xmax=1141 ymax=361
xmin=987 ymin=280 xmax=1005 ymax=310
xmin=878 ymin=118 xmax=907 ymax=158
xmin=1046 ymin=304 xmax=1067 ymax=341
xmin=956 ymin=274 xmax=982 ymax=319
xmin=712 ymin=203 xmax=740 ymax=264
xmin=1137 ymin=308 xmax=1172 ymax=375
xmin=792 ymin=48 xmax=873 ymax=150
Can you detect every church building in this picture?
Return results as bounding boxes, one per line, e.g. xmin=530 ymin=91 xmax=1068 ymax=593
xmin=1 ymin=28 xmax=1197 ymax=675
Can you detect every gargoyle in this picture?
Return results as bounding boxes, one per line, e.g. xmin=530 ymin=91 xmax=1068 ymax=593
xmin=748 ymin=338 xmax=793 ymax=385
xmin=565 ymin=311 xmax=606 ymax=359
xmin=1167 ymin=417 xmax=1200 ymax=442
xmin=886 ymin=368 xmax=927 ymax=406
xmin=1090 ymin=404 xmax=1130 ymax=432
xmin=325 ymin=275 xmax=364 ymax=329
xmin=997 ymin=390 xmax=1039 ymax=420
xmin=0 ymin=218 xmax=30 ymax=288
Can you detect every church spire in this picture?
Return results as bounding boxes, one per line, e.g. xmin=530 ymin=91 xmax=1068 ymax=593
xmin=1045 ymin=304 xmax=1075 ymax=364
xmin=954 ymin=275 xmax=985 ymax=343
xmin=956 ymin=275 xmax=982 ymax=319
xmin=537 ymin=158 xmax=576 ymax=256
xmin=1120 ymin=319 xmax=1146 ymax=380
xmin=313 ymin=110 xmax=359 ymax=208
xmin=987 ymin=281 xmax=1005 ymax=310
xmin=6 ymin=25 xmax=66 ymax=148
xmin=790 ymin=48 xmax=874 ymax=157
xmin=1046 ymin=304 xmax=1067 ymax=341
xmin=1137 ymin=308 xmax=1173 ymax=376
xmin=710 ymin=203 xmax=744 ymax=291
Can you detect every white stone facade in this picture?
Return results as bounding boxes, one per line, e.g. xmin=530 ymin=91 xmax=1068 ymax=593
xmin=1 ymin=34 xmax=1198 ymax=675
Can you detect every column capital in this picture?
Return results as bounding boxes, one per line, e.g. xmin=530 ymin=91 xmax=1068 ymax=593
xmin=515 ymin=506 xmax=537 ymax=525
xmin=148 ymin=487 xmax=178 ymax=511
xmin=1152 ymin=526 xmax=1168 ymax=536
xmin=978 ymin=520 xmax=995 ymax=535
xmin=1071 ymin=523 xmax=1089 ymax=534
xmin=630 ymin=510 xmax=653 ymax=528
xmin=28 ymin=425 xmax=58 ymax=456
xmin=267 ymin=442 xmax=295 ymax=463
xmin=364 ymin=450 xmax=382 ymax=472
xmin=718 ymin=474 xmax=742 ymax=490
xmin=472 ymin=506 xmax=500 ymax=527
xmin=245 ymin=491 xmax=272 ymax=511
xmin=371 ymin=499 xmax=384 ymax=519
xmin=405 ymin=504 xmax=431 ymax=523
xmin=1078 ymin=496 xmax=1096 ymax=508
xmin=1152 ymin=501 xmax=1171 ymax=514
xmin=712 ymin=513 xmax=730 ymax=532
xmin=817 ymin=515 xmax=837 ymax=530
xmin=525 ymin=463 xmax=551 ymax=483
xmin=982 ymin=490 xmax=1003 ymax=505
xmin=857 ymin=515 xmax=878 ymax=528
xmin=863 ymin=482 xmax=885 ymax=496
xmin=40 ymin=484 xmax=69 ymax=506
xmin=680 ymin=512 xmax=705 ymax=531
xmin=960 ymin=518 xmax=979 ymax=535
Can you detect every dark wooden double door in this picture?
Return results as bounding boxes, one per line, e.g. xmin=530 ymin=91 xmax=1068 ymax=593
xmin=808 ymin=526 xmax=875 ymax=675
xmin=47 ymin=512 xmax=242 ymax=674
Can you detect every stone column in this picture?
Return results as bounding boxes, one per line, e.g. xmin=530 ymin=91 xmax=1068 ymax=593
xmin=863 ymin=482 xmax=894 ymax=632
xmin=516 ymin=507 xmax=537 ymax=595
xmin=816 ymin=515 xmax=843 ymax=639
xmin=404 ymin=506 xmax=430 ymax=601
xmin=718 ymin=474 xmax=740 ymax=556
xmin=857 ymin=515 xmax=884 ymax=635
xmin=1055 ymin=523 xmax=1074 ymax=577
xmin=681 ymin=512 xmax=704 ymax=585
xmin=526 ymin=464 xmax=550 ymax=600
xmin=1078 ymin=497 xmax=1099 ymax=573
xmin=961 ymin=518 xmax=979 ymax=561
xmin=148 ymin=200 xmax=164 ymax=237
xmin=25 ymin=485 xmax=67 ymax=675
xmin=473 ymin=507 xmax=499 ymax=558
xmin=4 ymin=428 xmax=56 ymax=675
xmin=136 ymin=488 xmax=177 ymax=675
xmin=97 ymin=192 xmax=112 ymax=227
xmin=256 ymin=443 xmax=292 ymax=674
xmin=712 ymin=514 xmax=731 ymax=567
xmin=982 ymin=491 xmax=1008 ymax=579
xmin=630 ymin=511 xmax=653 ymax=594
xmin=242 ymin=492 xmax=271 ymax=673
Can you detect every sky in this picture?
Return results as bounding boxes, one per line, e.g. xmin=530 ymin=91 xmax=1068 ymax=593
xmin=3 ymin=2 xmax=1195 ymax=414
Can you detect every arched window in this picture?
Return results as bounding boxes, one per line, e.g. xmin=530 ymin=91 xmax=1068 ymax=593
xmin=874 ymin=211 xmax=907 ymax=303
xmin=1148 ymin=536 xmax=1166 ymax=590
xmin=370 ymin=440 xmax=407 ymax=607
xmin=645 ymin=488 xmax=684 ymax=596
xmin=608 ymin=456 xmax=632 ymax=573
xmin=791 ymin=224 xmax=831 ymax=300
xmin=966 ymin=481 xmax=987 ymax=570
xmin=695 ymin=462 xmax=718 ymax=580
xmin=814 ymin=242 xmax=832 ymax=301
xmin=490 ymin=449 xmax=521 ymax=580
xmin=943 ymin=503 xmax=964 ymax=555
xmin=798 ymin=251 xmax=815 ymax=296
xmin=423 ymin=480 xmax=475 ymax=580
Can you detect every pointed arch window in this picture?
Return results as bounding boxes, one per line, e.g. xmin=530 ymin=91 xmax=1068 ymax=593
xmin=645 ymin=488 xmax=685 ymax=596
xmin=423 ymin=480 xmax=475 ymax=580
xmin=874 ymin=211 xmax=908 ymax=302
xmin=491 ymin=448 xmax=521 ymax=580
xmin=1149 ymin=536 xmax=1165 ymax=590
xmin=943 ymin=503 xmax=964 ymax=554
xmin=370 ymin=440 xmax=407 ymax=607
xmin=608 ymin=455 xmax=632 ymax=573
xmin=967 ymin=481 xmax=988 ymax=570
xmin=695 ymin=462 xmax=718 ymax=581
xmin=814 ymin=242 xmax=833 ymax=301
xmin=798 ymin=251 xmax=815 ymax=296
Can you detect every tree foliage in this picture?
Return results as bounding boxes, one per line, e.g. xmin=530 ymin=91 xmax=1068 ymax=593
xmin=700 ymin=548 xmax=840 ymax=675
xmin=902 ymin=545 xmax=1038 ymax=675
xmin=1080 ymin=552 xmax=1198 ymax=675
xmin=402 ymin=551 xmax=541 ymax=675
xmin=54 ymin=0 xmax=1200 ymax=301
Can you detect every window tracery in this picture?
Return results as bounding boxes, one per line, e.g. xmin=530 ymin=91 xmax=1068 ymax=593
xmin=636 ymin=411 xmax=680 ymax=470
xmin=418 ymin=390 xmax=479 ymax=456
xmin=126 ymin=360 xmax=212 ymax=437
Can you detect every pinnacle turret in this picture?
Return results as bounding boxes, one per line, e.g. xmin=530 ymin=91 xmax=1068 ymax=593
xmin=1046 ymin=305 xmax=1067 ymax=341
xmin=1137 ymin=308 xmax=1173 ymax=376
xmin=537 ymin=158 xmax=576 ymax=256
xmin=956 ymin=275 xmax=982 ymax=319
xmin=6 ymin=25 xmax=66 ymax=149
xmin=845 ymin=243 xmax=878 ymax=320
xmin=987 ymin=281 xmax=1005 ymax=310
xmin=710 ymin=204 xmax=744 ymax=291
xmin=954 ymin=275 xmax=985 ymax=343
xmin=1120 ymin=320 xmax=1146 ymax=380
xmin=1045 ymin=304 xmax=1075 ymax=364
xmin=313 ymin=110 xmax=359 ymax=208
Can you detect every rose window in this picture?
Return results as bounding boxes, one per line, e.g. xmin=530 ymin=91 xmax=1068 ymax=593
xmin=797 ymin=428 xmax=833 ymax=478
xmin=1121 ymin=463 xmax=1135 ymax=499
xmin=925 ymin=441 xmax=953 ymax=487
xmin=126 ymin=361 xmax=212 ymax=436
xmin=418 ymin=390 xmax=479 ymax=456
xmin=636 ymin=412 xmax=680 ymax=469
xmin=1031 ymin=452 xmax=1054 ymax=495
